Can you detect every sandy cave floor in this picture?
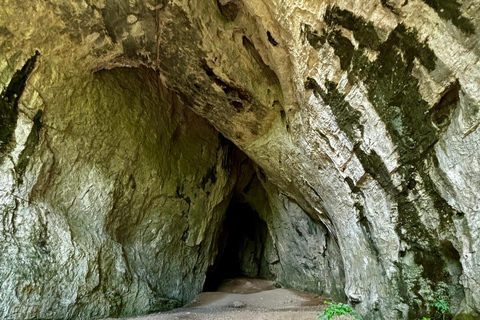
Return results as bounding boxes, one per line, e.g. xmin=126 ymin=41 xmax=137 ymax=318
xmin=102 ymin=278 xmax=333 ymax=320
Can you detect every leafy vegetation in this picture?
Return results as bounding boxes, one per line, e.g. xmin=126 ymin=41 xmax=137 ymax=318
xmin=434 ymin=299 xmax=450 ymax=314
xmin=317 ymin=298 xmax=450 ymax=320
xmin=434 ymin=299 xmax=450 ymax=320
xmin=318 ymin=301 xmax=361 ymax=320
xmin=416 ymin=298 xmax=449 ymax=320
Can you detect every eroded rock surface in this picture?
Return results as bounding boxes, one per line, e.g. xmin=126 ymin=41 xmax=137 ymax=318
xmin=0 ymin=67 xmax=237 ymax=318
xmin=1 ymin=0 xmax=480 ymax=319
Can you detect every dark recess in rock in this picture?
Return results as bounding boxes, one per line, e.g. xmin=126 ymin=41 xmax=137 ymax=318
xmin=0 ymin=51 xmax=39 ymax=158
xmin=241 ymin=36 xmax=281 ymax=88
xmin=15 ymin=109 xmax=43 ymax=184
xmin=267 ymin=31 xmax=278 ymax=46
xmin=280 ymin=109 xmax=289 ymax=131
xmin=176 ymin=185 xmax=192 ymax=206
xmin=203 ymin=200 xmax=271 ymax=291
xmin=430 ymin=81 xmax=460 ymax=130
xmin=128 ymin=174 xmax=136 ymax=190
xmin=216 ymin=0 xmax=240 ymax=22
xmin=201 ymin=165 xmax=218 ymax=188
xmin=257 ymin=167 xmax=267 ymax=181
xmin=200 ymin=59 xmax=254 ymax=113
xmin=380 ymin=0 xmax=396 ymax=11
xmin=219 ymin=133 xmax=234 ymax=169
xmin=232 ymin=101 xmax=244 ymax=112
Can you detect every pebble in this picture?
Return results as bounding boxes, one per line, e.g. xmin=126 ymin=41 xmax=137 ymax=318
xmin=231 ymin=301 xmax=246 ymax=308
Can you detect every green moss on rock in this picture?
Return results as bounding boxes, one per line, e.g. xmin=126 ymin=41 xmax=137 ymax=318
xmin=422 ymin=0 xmax=475 ymax=34
xmin=453 ymin=313 xmax=480 ymax=320
xmin=304 ymin=12 xmax=465 ymax=316
xmin=303 ymin=24 xmax=326 ymax=50
xmin=324 ymin=6 xmax=381 ymax=50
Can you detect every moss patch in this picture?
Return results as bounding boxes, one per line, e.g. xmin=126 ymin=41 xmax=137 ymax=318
xmin=453 ymin=313 xmax=480 ymax=320
xmin=303 ymin=25 xmax=354 ymax=71
xmin=306 ymin=11 xmax=440 ymax=164
xmin=324 ymin=6 xmax=381 ymax=50
xmin=349 ymin=24 xmax=438 ymax=164
xmin=305 ymin=78 xmax=363 ymax=140
xmin=304 ymin=9 xmax=465 ymax=315
xmin=304 ymin=24 xmax=326 ymax=50
xmin=422 ymin=0 xmax=475 ymax=34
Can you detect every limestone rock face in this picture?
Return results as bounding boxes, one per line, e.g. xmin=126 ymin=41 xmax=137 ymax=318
xmin=0 ymin=67 xmax=236 ymax=318
xmin=241 ymin=175 xmax=347 ymax=303
xmin=1 ymin=0 xmax=480 ymax=319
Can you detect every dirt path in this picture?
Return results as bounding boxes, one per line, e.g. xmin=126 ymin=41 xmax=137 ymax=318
xmin=102 ymin=278 xmax=330 ymax=320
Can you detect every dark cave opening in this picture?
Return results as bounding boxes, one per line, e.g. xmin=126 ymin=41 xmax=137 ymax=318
xmin=203 ymin=200 xmax=272 ymax=291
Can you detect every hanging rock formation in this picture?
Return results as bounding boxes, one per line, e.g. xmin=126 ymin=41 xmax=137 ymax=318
xmin=0 ymin=0 xmax=479 ymax=319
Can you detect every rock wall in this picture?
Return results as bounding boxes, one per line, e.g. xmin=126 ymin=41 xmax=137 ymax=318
xmin=207 ymin=164 xmax=346 ymax=302
xmin=243 ymin=175 xmax=347 ymax=303
xmin=1 ymin=0 xmax=480 ymax=319
xmin=0 ymin=66 xmax=236 ymax=319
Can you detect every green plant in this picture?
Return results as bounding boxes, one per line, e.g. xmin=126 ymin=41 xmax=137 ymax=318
xmin=318 ymin=301 xmax=362 ymax=320
xmin=420 ymin=318 xmax=431 ymax=320
xmin=434 ymin=299 xmax=450 ymax=320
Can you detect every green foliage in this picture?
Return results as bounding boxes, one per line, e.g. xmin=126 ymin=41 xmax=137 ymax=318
xmin=434 ymin=299 xmax=450 ymax=314
xmin=318 ymin=301 xmax=361 ymax=320
xmin=420 ymin=318 xmax=431 ymax=320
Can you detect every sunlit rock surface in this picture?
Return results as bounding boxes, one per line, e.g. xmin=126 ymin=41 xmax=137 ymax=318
xmin=1 ymin=0 xmax=479 ymax=319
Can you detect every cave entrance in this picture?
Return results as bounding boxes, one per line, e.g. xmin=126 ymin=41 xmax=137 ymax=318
xmin=203 ymin=199 xmax=272 ymax=291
